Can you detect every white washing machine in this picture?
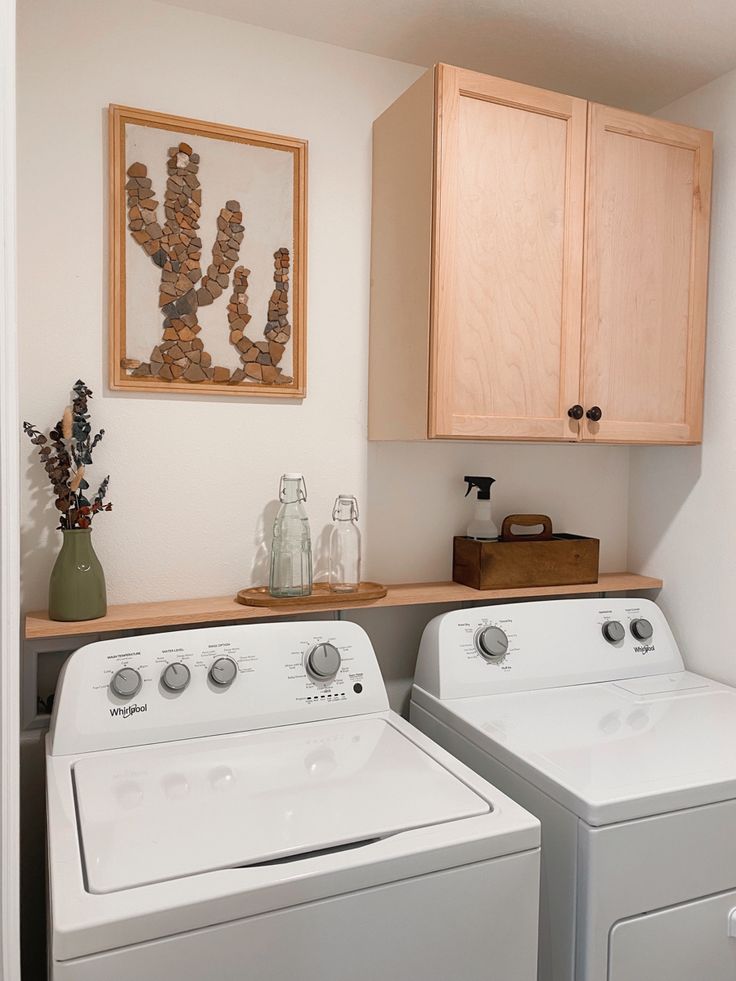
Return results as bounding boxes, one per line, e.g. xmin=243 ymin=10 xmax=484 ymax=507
xmin=47 ymin=619 xmax=540 ymax=981
xmin=410 ymin=597 xmax=736 ymax=981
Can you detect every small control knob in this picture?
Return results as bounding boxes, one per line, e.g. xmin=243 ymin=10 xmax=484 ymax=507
xmin=110 ymin=667 xmax=142 ymax=699
xmin=476 ymin=625 xmax=509 ymax=660
xmin=161 ymin=662 xmax=191 ymax=693
xmin=631 ymin=618 xmax=654 ymax=641
xmin=602 ymin=620 xmax=625 ymax=644
xmin=209 ymin=657 xmax=237 ymax=688
xmin=306 ymin=642 xmax=342 ymax=680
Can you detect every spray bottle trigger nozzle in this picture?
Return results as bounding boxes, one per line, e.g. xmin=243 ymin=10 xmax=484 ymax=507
xmin=464 ymin=476 xmax=496 ymax=501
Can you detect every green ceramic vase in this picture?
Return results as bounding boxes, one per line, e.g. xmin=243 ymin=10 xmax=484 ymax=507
xmin=48 ymin=529 xmax=107 ymax=622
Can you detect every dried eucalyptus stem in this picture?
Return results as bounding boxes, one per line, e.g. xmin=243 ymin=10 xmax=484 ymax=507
xmin=24 ymin=380 xmax=113 ymax=530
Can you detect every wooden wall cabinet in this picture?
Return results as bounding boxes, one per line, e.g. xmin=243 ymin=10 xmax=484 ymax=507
xmin=368 ymin=64 xmax=713 ymax=444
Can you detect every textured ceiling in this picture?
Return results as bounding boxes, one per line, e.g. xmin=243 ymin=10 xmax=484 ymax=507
xmin=162 ymin=0 xmax=736 ymax=111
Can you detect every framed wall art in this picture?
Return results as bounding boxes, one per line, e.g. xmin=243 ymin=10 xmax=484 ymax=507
xmin=109 ymin=105 xmax=307 ymax=397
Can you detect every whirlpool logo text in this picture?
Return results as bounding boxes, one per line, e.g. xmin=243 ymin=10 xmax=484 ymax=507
xmin=109 ymin=703 xmax=148 ymax=719
xmin=634 ymin=645 xmax=655 ymax=655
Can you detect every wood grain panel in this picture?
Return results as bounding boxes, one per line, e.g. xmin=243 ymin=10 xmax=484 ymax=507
xmin=431 ymin=66 xmax=587 ymax=440
xmin=25 ymin=574 xmax=663 ymax=640
xmin=452 ymin=99 xmax=566 ymax=418
xmin=582 ymin=104 xmax=712 ymax=443
xmin=368 ymin=70 xmax=435 ymax=439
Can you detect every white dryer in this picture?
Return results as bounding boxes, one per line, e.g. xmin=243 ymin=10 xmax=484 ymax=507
xmin=410 ymin=597 xmax=736 ymax=981
xmin=47 ymin=619 xmax=540 ymax=981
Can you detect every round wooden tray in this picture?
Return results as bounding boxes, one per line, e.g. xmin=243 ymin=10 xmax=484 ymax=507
xmin=236 ymin=581 xmax=387 ymax=607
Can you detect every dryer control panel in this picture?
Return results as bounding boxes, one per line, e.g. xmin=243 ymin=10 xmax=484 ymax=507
xmin=49 ymin=621 xmax=389 ymax=756
xmin=414 ymin=598 xmax=684 ymax=699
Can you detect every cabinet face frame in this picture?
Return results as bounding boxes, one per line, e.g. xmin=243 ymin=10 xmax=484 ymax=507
xmin=429 ymin=65 xmax=588 ymax=441
xmin=580 ymin=104 xmax=713 ymax=444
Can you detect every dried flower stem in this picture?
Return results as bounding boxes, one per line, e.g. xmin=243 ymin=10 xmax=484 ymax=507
xmin=23 ymin=381 xmax=113 ymax=530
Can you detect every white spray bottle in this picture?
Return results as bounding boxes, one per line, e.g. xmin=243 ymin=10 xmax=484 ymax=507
xmin=464 ymin=476 xmax=498 ymax=540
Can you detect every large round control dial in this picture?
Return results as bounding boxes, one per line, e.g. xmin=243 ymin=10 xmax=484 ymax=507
xmin=306 ymin=642 xmax=342 ymax=681
xmin=110 ymin=667 xmax=142 ymax=699
xmin=209 ymin=657 xmax=238 ymax=688
xmin=631 ymin=618 xmax=654 ymax=641
xmin=602 ymin=620 xmax=625 ymax=644
xmin=161 ymin=661 xmax=191 ymax=693
xmin=476 ymin=625 xmax=509 ymax=661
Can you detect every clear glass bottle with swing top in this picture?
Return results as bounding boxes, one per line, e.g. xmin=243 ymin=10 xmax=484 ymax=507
xmin=329 ymin=495 xmax=361 ymax=593
xmin=269 ymin=473 xmax=313 ymax=598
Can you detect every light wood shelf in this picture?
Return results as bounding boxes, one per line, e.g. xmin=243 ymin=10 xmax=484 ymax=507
xmin=25 ymin=573 xmax=662 ymax=641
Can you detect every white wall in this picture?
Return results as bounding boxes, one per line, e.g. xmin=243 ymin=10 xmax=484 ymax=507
xmin=628 ymin=68 xmax=736 ymax=684
xmin=16 ymin=0 xmax=417 ymax=608
xmin=1 ymin=0 xmax=21 ymax=973
xmin=17 ymin=0 xmax=631 ymax=620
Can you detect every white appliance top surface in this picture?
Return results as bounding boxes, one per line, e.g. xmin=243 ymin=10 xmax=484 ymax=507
xmin=74 ymin=716 xmax=490 ymax=894
xmin=427 ymin=671 xmax=736 ymax=824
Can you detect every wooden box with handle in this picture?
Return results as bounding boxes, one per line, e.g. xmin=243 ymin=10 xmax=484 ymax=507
xmin=452 ymin=514 xmax=600 ymax=590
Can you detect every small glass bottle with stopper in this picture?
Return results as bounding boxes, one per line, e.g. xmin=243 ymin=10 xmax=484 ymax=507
xmin=329 ymin=495 xmax=361 ymax=593
xmin=269 ymin=473 xmax=313 ymax=598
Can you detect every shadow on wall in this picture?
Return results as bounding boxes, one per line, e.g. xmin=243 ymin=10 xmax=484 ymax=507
xmin=382 ymin=4 xmax=693 ymax=111
xmin=363 ymin=439 xmax=632 ymax=583
xmin=312 ymin=522 xmax=333 ymax=584
xmin=628 ymin=443 xmax=704 ymax=569
xmin=20 ymin=730 xmax=47 ymax=981
xmin=250 ymin=498 xmax=279 ymax=586
xmin=346 ymin=603 xmax=457 ymax=716
xmin=21 ymin=456 xmax=59 ymax=611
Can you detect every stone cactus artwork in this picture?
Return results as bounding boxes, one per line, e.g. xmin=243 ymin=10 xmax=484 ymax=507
xmin=124 ymin=142 xmax=292 ymax=387
xmin=109 ymin=106 xmax=306 ymax=396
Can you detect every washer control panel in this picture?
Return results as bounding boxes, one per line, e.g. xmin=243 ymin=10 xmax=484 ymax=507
xmin=50 ymin=621 xmax=388 ymax=756
xmin=414 ymin=598 xmax=684 ymax=699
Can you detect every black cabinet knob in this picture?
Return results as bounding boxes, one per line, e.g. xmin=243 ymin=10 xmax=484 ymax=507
xmin=586 ymin=406 xmax=603 ymax=422
xmin=567 ymin=405 xmax=584 ymax=420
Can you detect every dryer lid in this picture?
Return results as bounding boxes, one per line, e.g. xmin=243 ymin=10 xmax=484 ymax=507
xmin=74 ymin=717 xmax=490 ymax=894
xmin=433 ymin=672 xmax=736 ymax=825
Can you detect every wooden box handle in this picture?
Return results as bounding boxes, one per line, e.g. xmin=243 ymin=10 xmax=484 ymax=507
xmin=500 ymin=514 xmax=554 ymax=542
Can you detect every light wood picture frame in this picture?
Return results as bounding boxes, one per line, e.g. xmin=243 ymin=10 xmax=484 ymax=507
xmin=109 ymin=105 xmax=307 ymax=397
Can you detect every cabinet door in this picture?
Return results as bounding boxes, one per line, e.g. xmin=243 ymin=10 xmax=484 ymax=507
xmin=609 ymin=889 xmax=736 ymax=981
xmin=581 ymin=105 xmax=712 ymax=443
xmin=430 ymin=65 xmax=587 ymax=440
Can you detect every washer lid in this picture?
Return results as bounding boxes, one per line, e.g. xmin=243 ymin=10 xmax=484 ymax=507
xmin=74 ymin=717 xmax=490 ymax=894
xmin=425 ymin=672 xmax=736 ymax=825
